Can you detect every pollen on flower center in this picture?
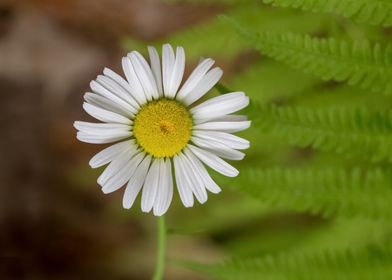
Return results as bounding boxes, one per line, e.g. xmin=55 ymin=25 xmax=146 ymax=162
xmin=133 ymin=99 xmax=192 ymax=158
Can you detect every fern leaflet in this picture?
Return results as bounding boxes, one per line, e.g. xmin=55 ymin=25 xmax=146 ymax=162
xmin=180 ymin=245 xmax=392 ymax=280
xmin=248 ymin=103 xmax=392 ymax=161
xmin=222 ymin=17 xmax=392 ymax=95
xmin=263 ymin=0 xmax=392 ymax=27
xmin=218 ymin=167 xmax=392 ymax=218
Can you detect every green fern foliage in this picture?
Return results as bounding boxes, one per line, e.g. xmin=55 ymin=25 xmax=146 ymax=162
xmin=223 ymin=17 xmax=392 ymax=95
xmin=258 ymin=34 xmax=392 ymax=95
xmin=263 ymin=0 xmax=392 ymax=27
xmin=248 ymin=103 xmax=392 ymax=161
xmin=181 ymin=245 xmax=392 ymax=280
xmin=220 ymin=167 xmax=392 ymax=218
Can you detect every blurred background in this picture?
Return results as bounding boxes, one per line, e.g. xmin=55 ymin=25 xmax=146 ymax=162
xmin=1 ymin=0 xmax=391 ymax=279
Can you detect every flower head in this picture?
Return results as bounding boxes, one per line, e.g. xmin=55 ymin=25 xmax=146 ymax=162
xmin=74 ymin=44 xmax=250 ymax=216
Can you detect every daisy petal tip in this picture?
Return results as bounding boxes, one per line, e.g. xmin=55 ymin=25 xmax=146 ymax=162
xmin=73 ymin=121 xmax=80 ymax=130
xmin=153 ymin=208 xmax=167 ymax=217
xmin=88 ymin=156 xmax=103 ymax=168
xmin=89 ymin=79 xmax=95 ymax=86
xmin=229 ymin=170 xmax=240 ymax=177
xmin=199 ymin=197 xmax=208 ymax=205
xmin=147 ymin=46 xmax=158 ymax=54
xmin=176 ymin=46 xmax=185 ymax=53
xmin=76 ymin=132 xmax=86 ymax=142
xmin=214 ymin=188 xmax=222 ymax=194
xmin=97 ymin=176 xmax=105 ymax=186
xmin=122 ymin=202 xmax=131 ymax=210
xmin=101 ymin=188 xmax=111 ymax=194
xmin=244 ymin=96 xmax=250 ymax=106
xmin=141 ymin=200 xmax=153 ymax=213
xmin=121 ymin=56 xmax=130 ymax=66
xmin=141 ymin=207 xmax=151 ymax=214
xmin=208 ymin=189 xmax=221 ymax=195
xmin=243 ymin=142 xmax=251 ymax=150
xmin=182 ymin=198 xmax=194 ymax=208
xmin=128 ymin=50 xmax=140 ymax=58
xmin=81 ymin=102 xmax=91 ymax=113
xmin=88 ymin=157 xmax=95 ymax=167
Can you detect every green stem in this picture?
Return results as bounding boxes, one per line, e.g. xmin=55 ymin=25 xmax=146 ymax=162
xmin=153 ymin=216 xmax=166 ymax=280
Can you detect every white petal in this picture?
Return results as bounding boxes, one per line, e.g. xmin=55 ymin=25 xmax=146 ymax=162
xmin=90 ymin=80 xmax=136 ymax=117
xmin=179 ymin=152 xmax=208 ymax=204
xmin=193 ymin=120 xmax=251 ymax=133
xmin=153 ymin=159 xmax=166 ymax=215
xmin=191 ymin=136 xmax=245 ymax=160
xmin=89 ymin=140 xmax=134 ymax=168
xmin=165 ymin=159 xmax=174 ymax=211
xmin=83 ymin=102 xmax=132 ymax=124
xmin=122 ymin=57 xmax=147 ymax=105
xmin=96 ymin=75 xmax=139 ymax=112
xmin=193 ymin=92 xmax=245 ymax=108
xmin=183 ymin=148 xmax=221 ymax=194
xmin=77 ymin=131 xmax=132 ymax=144
xmin=153 ymin=159 xmax=174 ymax=216
xmin=148 ymin=46 xmax=163 ymax=96
xmin=141 ymin=159 xmax=161 ymax=213
xmin=103 ymin=68 xmax=141 ymax=109
xmin=102 ymin=152 xmax=145 ymax=194
xmin=207 ymin=148 xmax=244 ymax=161
xmin=188 ymin=144 xmax=239 ymax=177
xmin=84 ymin=92 xmax=131 ymax=117
xmin=193 ymin=130 xmax=250 ymax=150
xmin=173 ymin=155 xmax=194 ymax=207
xmin=176 ymin=58 xmax=215 ymax=100
xmin=98 ymin=144 xmax=138 ymax=185
xmin=128 ymin=51 xmax=159 ymax=100
xmin=182 ymin=67 xmax=223 ymax=106
xmin=123 ymin=155 xmax=152 ymax=209
xmin=167 ymin=46 xmax=185 ymax=98
xmin=74 ymin=121 xmax=131 ymax=135
xmin=191 ymin=92 xmax=249 ymax=122
xmin=162 ymin=44 xmax=176 ymax=98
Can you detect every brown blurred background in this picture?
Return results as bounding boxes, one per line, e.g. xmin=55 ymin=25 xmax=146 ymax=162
xmin=0 ymin=1 xmax=227 ymax=279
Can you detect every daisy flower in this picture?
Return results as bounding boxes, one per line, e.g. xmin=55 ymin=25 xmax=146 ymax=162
xmin=74 ymin=44 xmax=250 ymax=216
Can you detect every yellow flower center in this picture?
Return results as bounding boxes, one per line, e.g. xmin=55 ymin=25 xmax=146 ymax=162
xmin=133 ymin=99 xmax=192 ymax=158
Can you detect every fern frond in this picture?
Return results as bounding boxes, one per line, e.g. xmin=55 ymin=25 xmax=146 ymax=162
xmin=223 ymin=17 xmax=392 ymax=95
xmin=248 ymin=103 xmax=392 ymax=161
xmin=181 ymin=245 xmax=392 ymax=280
xmin=219 ymin=167 xmax=392 ymax=218
xmin=263 ymin=0 xmax=392 ymax=27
